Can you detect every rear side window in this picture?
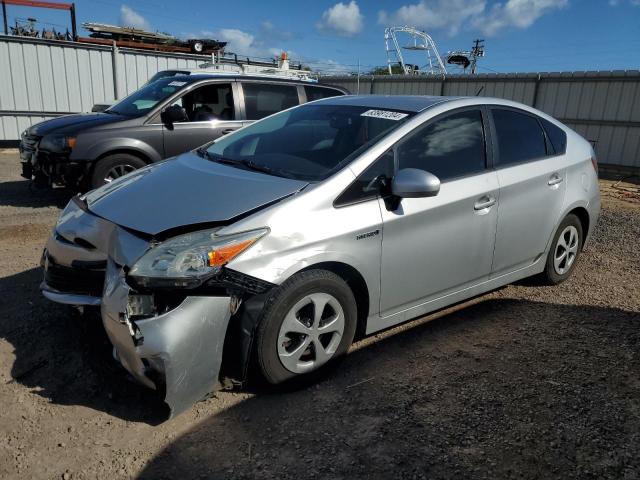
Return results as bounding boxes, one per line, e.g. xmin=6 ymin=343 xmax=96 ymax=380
xmin=492 ymin=108 xmax=546 ymax=166
xmin=242 ymin=83 xmax=299 ymax=120
xmin=305 ymin=86 xmax=342 ymax=102
xmin=541 ymin=118 xmax=567 ymax=155
xmin=397 ymin=110 xmax=487 ymax=181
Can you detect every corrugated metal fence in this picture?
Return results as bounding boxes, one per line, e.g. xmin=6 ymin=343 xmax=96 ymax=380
xmin=1 ymin=34 xmax=639 ymax=170
xmin=321 ymin=72 xmax=640 ymax=170
xmin=0 ymin=35 xmax=208 ymax=142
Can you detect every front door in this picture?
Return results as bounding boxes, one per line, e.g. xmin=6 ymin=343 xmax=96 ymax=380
xmin=162 ymin=81 xmax=243 ymax=157
xmin=379 ymin=108 xmax=499 ymax=317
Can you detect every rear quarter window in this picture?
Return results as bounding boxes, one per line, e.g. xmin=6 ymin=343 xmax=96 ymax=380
xmin=492 ymin=108 xmax=547 ymax=166
xmin=541 ymin=118 xmax=567 ymax=155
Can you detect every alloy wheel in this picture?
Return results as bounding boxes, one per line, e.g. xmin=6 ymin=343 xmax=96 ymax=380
xmin=104 ymin=164 xmax=136 ymax=183
xmin=553 ymin=225 xmax=579 ymax=275
xmin=277 ymin=292 xmax=345 ymax=374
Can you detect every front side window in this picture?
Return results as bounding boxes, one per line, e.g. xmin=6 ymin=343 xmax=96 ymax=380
xmin=203 ymin=104 xmax=414 ymax=181
xmin=335 ymin=150 xmax=395 ymax=206
xmin=107 ymin=76 xmax=194 ymax=117
xmin=492 ymin=108 xmax=547 ymax=166
xmin=397 ymin=110 xmax=487 ymax=181
xmin=242 ymin=83 xmax=299 ymax=120
xmin=170 ymin=83 xmax=234 ymax=122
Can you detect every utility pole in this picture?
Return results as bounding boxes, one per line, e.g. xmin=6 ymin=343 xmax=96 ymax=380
xmin=2 ymin=1 xmax=8 ymax=35
xmin=470 ymin=39 xmax=484 ymax=75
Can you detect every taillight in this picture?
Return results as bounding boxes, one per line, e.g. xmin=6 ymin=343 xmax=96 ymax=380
xmin=591 ymin=155 xmax=598 ymax=174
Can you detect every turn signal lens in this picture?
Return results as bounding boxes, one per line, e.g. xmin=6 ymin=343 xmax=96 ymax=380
xmin=67 ymin=137 xmax=77 ymax=149
xmin=207 ymin=238 xmax=258 ymax=268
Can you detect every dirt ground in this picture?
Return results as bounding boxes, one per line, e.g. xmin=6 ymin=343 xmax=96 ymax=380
xmin=0 ymin=151 xmax=638 ymax=479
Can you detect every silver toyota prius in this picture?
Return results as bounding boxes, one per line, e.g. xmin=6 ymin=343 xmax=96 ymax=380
xmin=41 ymin=95 xmax=600 ymax=416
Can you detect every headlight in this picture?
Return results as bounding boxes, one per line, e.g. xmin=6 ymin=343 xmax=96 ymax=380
xmin=129 ymin=228 xmax=268 ymax=288
xmin=39 ymin=135 xmax=76 ymax=152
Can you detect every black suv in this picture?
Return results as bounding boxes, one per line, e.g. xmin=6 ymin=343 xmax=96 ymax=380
xmin=19 ymin=74 xmax=346 ymax=190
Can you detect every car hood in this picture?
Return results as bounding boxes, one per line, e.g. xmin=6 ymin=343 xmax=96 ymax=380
xmin=83 ymin=152 xmax=309 ymax=236
xmin=27 ymin=113 xmax=128 ymax=136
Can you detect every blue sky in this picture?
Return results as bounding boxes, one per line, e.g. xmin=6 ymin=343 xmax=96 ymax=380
xmin=5 ymin=0 xmax=640 ymax=74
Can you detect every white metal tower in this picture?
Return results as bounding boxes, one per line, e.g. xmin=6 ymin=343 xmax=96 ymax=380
xmin=384 ymin=26 xmax=447 ymax=75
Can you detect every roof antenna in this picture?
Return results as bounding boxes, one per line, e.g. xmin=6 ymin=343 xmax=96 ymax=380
xmin=475 ymin=86 xmax=485 ymax=96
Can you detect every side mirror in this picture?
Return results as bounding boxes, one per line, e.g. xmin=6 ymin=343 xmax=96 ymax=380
xmin=391 ymin=168 xmax=440 ymax=198
xmin=161 ymin=105 xmax=188 ymax=126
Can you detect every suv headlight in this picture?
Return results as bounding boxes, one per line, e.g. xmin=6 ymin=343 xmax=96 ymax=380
xmin=129 ymin=228 xmax=268 ymax=288
xmin=39 ymin=135 xmax=76 ymax=152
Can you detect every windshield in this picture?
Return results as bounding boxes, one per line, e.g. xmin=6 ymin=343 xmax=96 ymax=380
xmin=203 ymin=104 xmax=414 ymax=181
xmin=107 ymin=76 xmax=193 ymax=117
xmin=144 ymin=70 xmax=190 ymax=86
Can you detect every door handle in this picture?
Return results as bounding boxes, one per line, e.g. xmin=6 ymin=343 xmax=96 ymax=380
xmin=221 ymin=128 xmax=235 ymax=135
xmin=548 ymin=174 xmax=563 ymax=186
xmin=474 ymin=196 xmax=496 ymax=211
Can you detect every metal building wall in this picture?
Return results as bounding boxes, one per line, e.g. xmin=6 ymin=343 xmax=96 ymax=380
xmin=0 ymin=35 xmax=207 ymax=142
xmin=321 ymin=71 xmax=640 ymax=169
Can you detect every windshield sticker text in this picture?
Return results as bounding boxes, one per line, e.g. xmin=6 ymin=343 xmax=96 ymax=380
xmin=168 ymin=81 xmax=187 ymax=87
xmin=361 ymin=110 xmax=408 ymax=121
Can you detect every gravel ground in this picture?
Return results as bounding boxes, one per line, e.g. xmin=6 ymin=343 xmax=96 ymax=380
xmin=0 ymin=151 xmax=638 ymax=479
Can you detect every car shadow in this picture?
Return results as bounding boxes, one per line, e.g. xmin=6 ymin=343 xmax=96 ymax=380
xmin=0 ymin=267 xmax=168 ymax=425
xmin=0 ymin=179 xmax=72 ymax=208
xmin=137 ymin=299 xmax=640 ymax=479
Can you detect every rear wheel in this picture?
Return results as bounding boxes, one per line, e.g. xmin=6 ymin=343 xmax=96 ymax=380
xmin=541 ymin=214 xmax=583 ymax=285
xmin=255 ymin=270 xmax=357 ymax=386
xmin=90 ymin=154 xmax=146 ymax=190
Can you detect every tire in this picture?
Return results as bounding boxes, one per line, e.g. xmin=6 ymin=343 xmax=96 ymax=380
xmin=540 ymin=213 xmax=583 ymax=285
xmin=191 ymin=41 xmax=204 ymax=53
xmin=255 ymin=270 xmax=358 ymax=386
xmin=90 ymin=154 xmax=147 ymax=190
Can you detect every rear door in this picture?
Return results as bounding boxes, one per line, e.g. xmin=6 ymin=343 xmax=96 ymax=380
xmin=489 ymin=107 xmax=567 ymax=276
xmin=161 ymin=81 xmax=243 ymax=157
xmin=379 ymin=108 xmax=500 ymax=316
xmin=238 ymin=81 xmax=302 ymax=125
xmin=302 ymin=85 xmax=344 ymax=103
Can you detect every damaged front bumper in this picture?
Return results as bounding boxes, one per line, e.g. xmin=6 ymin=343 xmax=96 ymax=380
xmin=40 ymin=197 xmax=240 ymax=417
xmin=101 ymin=260 xmax=232 ymax=416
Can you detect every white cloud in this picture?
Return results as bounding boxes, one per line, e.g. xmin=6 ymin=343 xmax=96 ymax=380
xmin=378 ymin=0 xmax=486 ymax=36
xmin=119 ymin=5 xmax=150 ymax=30
xmin=472 ymin=0 xmax=569 ymax=36
xmin=379 ymin=0 xmax=567 ymax=37
xmin=317 ymin=1 xmax=364 ymax=37
xmin=205 ymin=28 xmax=290 ymax=60
xmin=609 ymin=0 xmax=640 ymax=5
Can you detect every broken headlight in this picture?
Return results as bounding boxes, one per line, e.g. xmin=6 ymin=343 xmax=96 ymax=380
xmin=129 ymin=228 xmax=268 ymax=288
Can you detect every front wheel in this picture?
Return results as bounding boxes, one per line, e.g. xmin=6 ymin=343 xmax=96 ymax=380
xmin=255 ymin=270 xmax=357 ymax=386
xmin=90 ymin=154 xmax=147 ymax=190
xmin=541 ymin=213 xmax=583 ymax=285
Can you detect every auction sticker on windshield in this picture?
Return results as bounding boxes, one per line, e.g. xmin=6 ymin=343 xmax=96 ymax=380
xmin=168 ymin=81 xmax=188 ymax=87
xmin=361 ymin=110 xmax=408 ymax=121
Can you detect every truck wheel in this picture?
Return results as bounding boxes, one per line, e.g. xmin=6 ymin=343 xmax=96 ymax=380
xmin=90 ymin=154 xmax=146 ymax=190
xmin=255 ymin=270 xmax=357 ymax=386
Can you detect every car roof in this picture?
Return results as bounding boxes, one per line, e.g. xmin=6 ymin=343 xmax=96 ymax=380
xmin=312 ymin=95 xmax=459 ymax=112
xmin=174 ymin=73 xmax=339 ymax=86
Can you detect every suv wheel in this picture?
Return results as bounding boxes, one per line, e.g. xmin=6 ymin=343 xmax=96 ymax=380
xmin=90 ymin=154 xmax=146 ymax=190
xmin=255 ymin=270 xmax=357 ymax=386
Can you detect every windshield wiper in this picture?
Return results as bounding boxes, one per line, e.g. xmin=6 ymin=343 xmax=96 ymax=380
xmin=198 ymin=150 xmax=291 ymax=178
